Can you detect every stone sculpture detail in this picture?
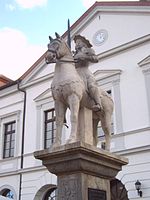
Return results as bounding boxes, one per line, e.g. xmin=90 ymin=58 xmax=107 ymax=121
xmin=45 ymin=33 xmax=113 ymax=150
xmin=59 ymin=177 xmax=79 ymax=199
xmin=73 ymin=35 xmax=102 ymax=112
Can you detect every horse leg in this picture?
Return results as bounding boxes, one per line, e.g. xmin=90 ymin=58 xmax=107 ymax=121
xmin=67 ymin=93 xmax=80 ymax=143
xmin=93 ymin=118 xmax=99 ymax=146
xmin=101 ymin=112 xmax=112 ymax=151
xmin=53 ymin=100 xmax=66 ymax=147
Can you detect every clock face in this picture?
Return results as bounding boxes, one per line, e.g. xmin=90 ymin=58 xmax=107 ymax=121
xmin=93 ymin=29 xmax=108 ymax=46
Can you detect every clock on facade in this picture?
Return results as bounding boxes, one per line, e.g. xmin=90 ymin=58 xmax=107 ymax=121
xmin=93 ymin=29 xmax=108 ymax=46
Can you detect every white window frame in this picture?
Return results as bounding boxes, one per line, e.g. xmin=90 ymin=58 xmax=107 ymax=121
xmin=94 ymin=69 xmax=123 ymax=135
xmin=143 ymin=68 xmax=150 ymax=125
xmin=35 ymin=97 xmax=54 ymax=150
xmin=34 ymin=89 xmax=71 ymax=150
xmin=0 ymin=111 xmax=20 ymax=159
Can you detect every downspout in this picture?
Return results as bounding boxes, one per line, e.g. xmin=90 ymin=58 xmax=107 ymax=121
xmin=17 ymin=81 xmax=27 ymax=200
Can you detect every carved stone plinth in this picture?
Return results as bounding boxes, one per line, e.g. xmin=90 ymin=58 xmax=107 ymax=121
xmin=34 ymin=142 xmax=128 ymax=200
xmin=77 ymin=107 xmax=93 ymax=145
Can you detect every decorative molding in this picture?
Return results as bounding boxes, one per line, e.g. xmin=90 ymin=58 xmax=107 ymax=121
xmin=0 ymin=99 xmax=23 ymax=110
xmin=94 ymin=69 xmax=123 ymax=134
xmin=138 ymin=55 xmax=150 ymax=67
xmin=139 ymin=56 xmax=150 ymax=125
xmin=112 ymin=79 xmax=120 ymax=86
xmin=34 ymin=88 xmax=52 ymax=102
xmin=113 ymin=80 xmax=123 ymax=134
xmin=67 ymin=2 xmax=150 ymax=40
xmin=95 ymin=69 xmax=122 ymax=87
xmin=0 ymin=84 xmax=18 ymax=98
xmin=142 ymin=67 xmax=150 ymax=75
xmin=94 ymin=69 xmax=122 ymax=78
xmin=20 ymin=60 xmax=46 ymax=84
xmin=98 ymin=34 xmax=150 ymax=61
xmin=20 ymin=72 xmax=54 ymax=89
xmin=0 ymin=110 xmax=21 ymax=121
xmin=113 ymin=126 xmax=150 ymax=138
xmin=35 ymin=91 xmax=54 ymax=150
xmin=114 ymin=144 xmax=150 ymax=156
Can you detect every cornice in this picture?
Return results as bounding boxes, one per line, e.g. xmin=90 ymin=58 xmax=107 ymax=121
xmin=63 ymin=1 xmax=150 ymax=39
xmin=114 ymin=144 xmax=150 ymax=156
xmin=112 ymin=126 xmax=150 ymax=138
xmin=0 ymin=110 xmax=21 ymax=120
xmin=94 ymin=69 xmax=122 ymax=77
xmin=0 ymin=84 xmax=18 ymax=98
xmin=20 ymin=72 xmax=54 ymax=89
xmin=142 ymin=67 xmax=150 ymax=75
xmin=0 ymin=165 xmax=46 ymax=178
xmin=138 ymin=55 xmax=150 ymax=67
xmin=97 ymin=34 xmax=150 ymax=61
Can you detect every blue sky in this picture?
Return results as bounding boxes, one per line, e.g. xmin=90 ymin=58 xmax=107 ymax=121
xmin=0 ymin=0 xmax=87 ymax=45
xmin=0 ymin=0 xmax=91 ymax=80
xmin=0 ymin=0 xmax=136 ymax=80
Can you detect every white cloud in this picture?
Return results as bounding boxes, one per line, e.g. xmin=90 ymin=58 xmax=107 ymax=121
xmin=6 ymin=4 xmax=16 ymax=11
xmin=0 ymin=28 xmax=45 ymax=80
xmin=15 ymin=0 xmax=48 ymax=9
xmin=81 ymin=0 xmax=139 ymax=9
xmin=81 ymin=0 xmax=95 ymax=9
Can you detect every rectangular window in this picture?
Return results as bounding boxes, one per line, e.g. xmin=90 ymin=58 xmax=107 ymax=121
xmin=44 ymin=109 xmax=56 ymax=149
xmin=3 ymin=121 xmax=16 ymax=158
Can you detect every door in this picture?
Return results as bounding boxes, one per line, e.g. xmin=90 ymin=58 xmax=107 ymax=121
xmin=111 ymin=179 xmax=129 ymax=200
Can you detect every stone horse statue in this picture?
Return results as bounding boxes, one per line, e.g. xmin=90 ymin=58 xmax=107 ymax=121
xmin=45 ymin=33 xmax=113 ymax=150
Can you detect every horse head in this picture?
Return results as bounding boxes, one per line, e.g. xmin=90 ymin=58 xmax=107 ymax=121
xmin=45 ymin=32 xmax=72 ymax=64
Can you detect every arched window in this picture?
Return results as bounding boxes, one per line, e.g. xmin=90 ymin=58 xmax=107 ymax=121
xmin=1 ymin=188 xmax=14 ymax=199
xmin=110 ymin=179 xmax=129 ymax=200
xmin=43 ymin=187 xmax=57 ymax=200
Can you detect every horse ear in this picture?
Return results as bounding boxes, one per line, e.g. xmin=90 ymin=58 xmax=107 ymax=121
xmin=55 ymin=32 xmax=61 ymax=39
xmin=49 ymin=36 xmax=53 ymax=42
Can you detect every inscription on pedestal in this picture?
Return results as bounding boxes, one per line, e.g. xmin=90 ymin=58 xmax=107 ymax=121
xmin=88 ymin=188 xmax=106 ymax=200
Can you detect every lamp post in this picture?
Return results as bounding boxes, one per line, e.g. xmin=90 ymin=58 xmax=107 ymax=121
xmin=135 ymin=180 xmax=142 ymax=197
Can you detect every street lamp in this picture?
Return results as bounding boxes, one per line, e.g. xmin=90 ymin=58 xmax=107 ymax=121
xmin=135 ymin=180 xmax=142 ymax=197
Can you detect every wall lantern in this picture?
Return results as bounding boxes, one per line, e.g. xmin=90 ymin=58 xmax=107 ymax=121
xmin=135 ymin=180 xmax=142 ymax=197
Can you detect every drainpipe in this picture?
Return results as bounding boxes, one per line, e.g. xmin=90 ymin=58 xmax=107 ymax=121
xmin=17 ymin=81 xmax=27 ymax=200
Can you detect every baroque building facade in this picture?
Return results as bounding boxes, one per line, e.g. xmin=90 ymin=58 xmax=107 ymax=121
xmin=0 ymin=1 xmax=150 ymax=200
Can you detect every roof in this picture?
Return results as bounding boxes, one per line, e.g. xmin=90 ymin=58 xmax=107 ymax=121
xmin=18 ymin=52 xmax=46 ymax=81
xmin=62 ymin=1 xmax=150 ymax=38
xmin=0 ymin=74 xmax=14 ymax=87
xmin=1 ymin=1 xmax=150 ymax=90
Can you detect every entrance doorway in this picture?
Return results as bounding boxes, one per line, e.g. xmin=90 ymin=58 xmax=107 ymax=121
xmin=110 ymin=179 xmax=129 ymax=200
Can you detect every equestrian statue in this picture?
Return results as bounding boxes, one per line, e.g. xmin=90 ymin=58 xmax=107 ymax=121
xmin=45 ymin=33 xmax=113 ymax=151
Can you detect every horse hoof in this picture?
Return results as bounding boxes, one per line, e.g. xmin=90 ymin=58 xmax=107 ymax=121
xmin=66 ymin=137 xmax=76 ymax=144
xmin=51 ymin=142 xmax=61 ymax=149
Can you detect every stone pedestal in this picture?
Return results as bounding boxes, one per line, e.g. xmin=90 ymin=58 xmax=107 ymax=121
xmin=77 ymin=107 xmax=93 ymax=145
xmin=34 ymin=142 xmax=128 ymax=200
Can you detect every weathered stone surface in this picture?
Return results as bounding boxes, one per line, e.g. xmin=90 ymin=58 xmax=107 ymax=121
xmin=35 ymin=33 xmax=128 ymax=200
xmin=45 ymin=33 xmax=114 ymax=151
xmin=35 ymin=142 xmax=127 ymax=177
xmin=34 ymin=142 xmax=128 ymax=199
xmin=77 ymin=107 xmax=93 ymax=145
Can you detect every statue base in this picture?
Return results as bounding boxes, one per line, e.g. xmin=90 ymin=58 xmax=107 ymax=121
xmin=34 ymin=142 xmax=128 ymax=200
